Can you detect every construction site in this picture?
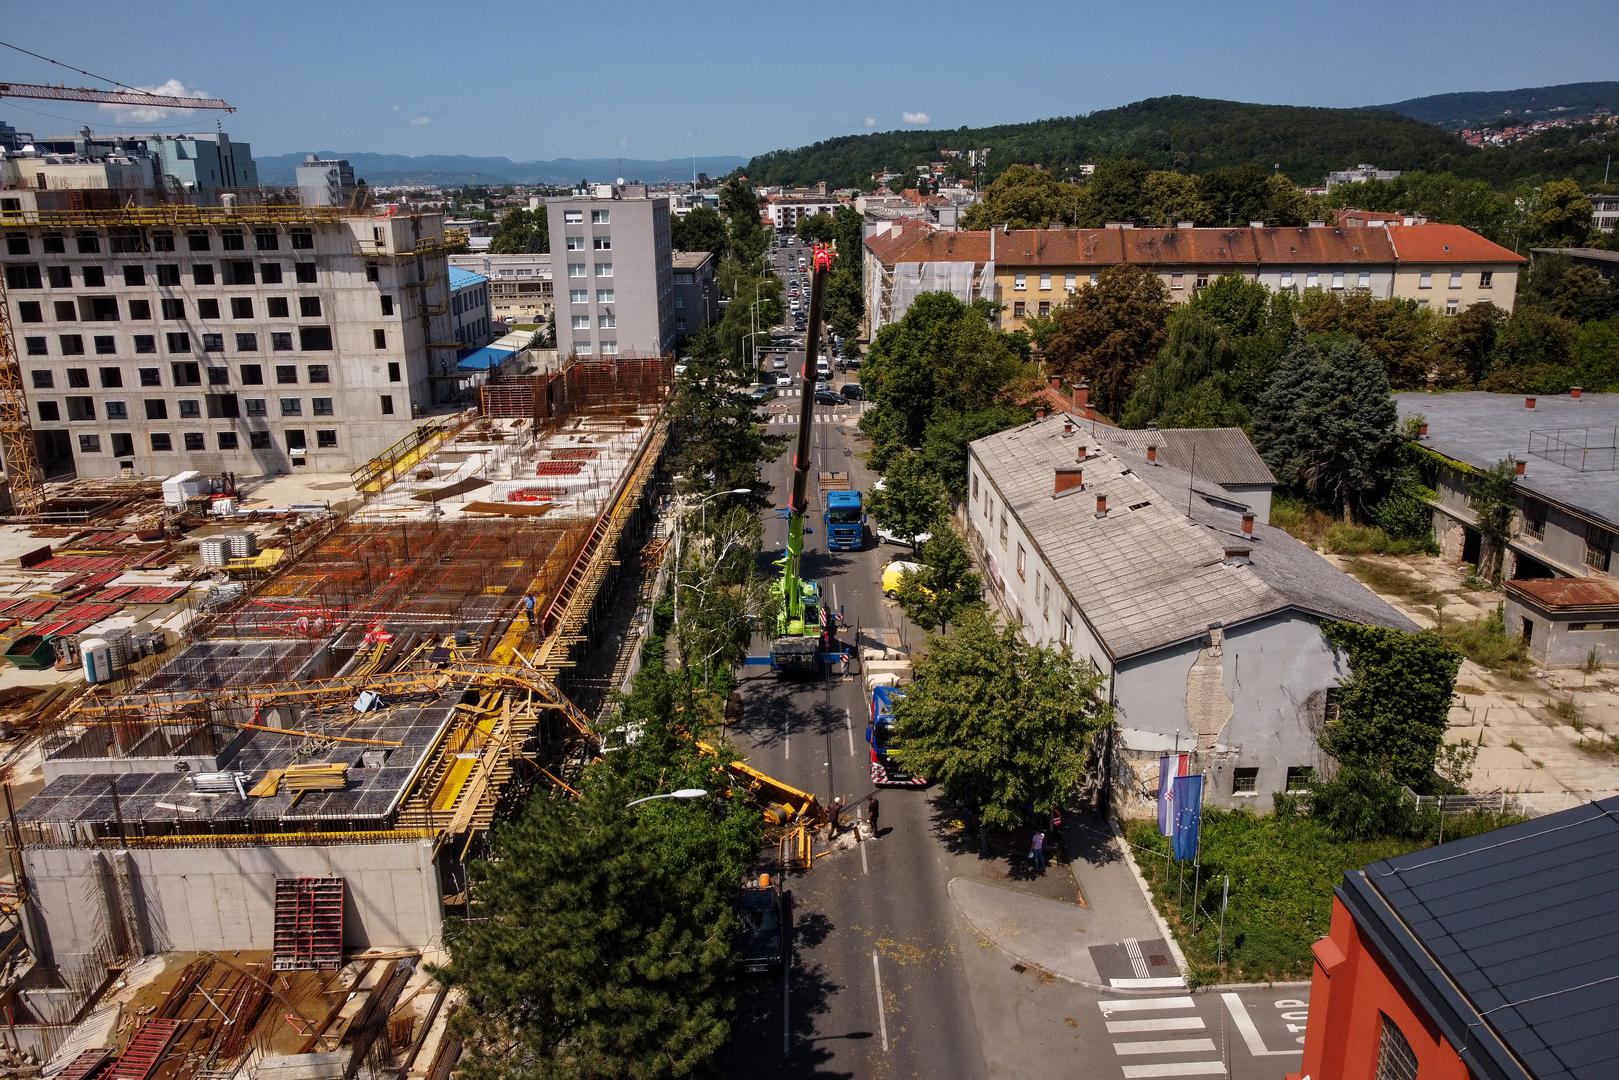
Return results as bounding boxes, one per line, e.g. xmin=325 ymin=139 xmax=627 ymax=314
xmin=0 ymin=354 xmax=682 ymax=1078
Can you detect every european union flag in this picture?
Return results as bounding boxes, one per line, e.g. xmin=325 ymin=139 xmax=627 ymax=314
xmin=1171 ymin=774 xmax=1204 ymax=862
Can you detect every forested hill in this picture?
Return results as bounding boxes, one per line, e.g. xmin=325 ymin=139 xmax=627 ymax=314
xmin=743 ymin=96 xmax=1468 ymax=189
xmin=1375 ymin=82 xmax=1619 ymax=129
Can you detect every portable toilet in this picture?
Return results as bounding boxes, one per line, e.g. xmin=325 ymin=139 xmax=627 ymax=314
xmin=82 ymin=638 xmax=114 ymax=684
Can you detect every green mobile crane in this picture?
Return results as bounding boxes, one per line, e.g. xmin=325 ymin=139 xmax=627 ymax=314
xmin=768 ymin=242 xmax=837 ymax=673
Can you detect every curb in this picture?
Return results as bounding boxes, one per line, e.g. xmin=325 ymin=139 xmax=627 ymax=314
xmin=1194 ymin=980 xmax=1313 ymax=994
xmin=1108 ymin=817 xmax=1192 ymax=980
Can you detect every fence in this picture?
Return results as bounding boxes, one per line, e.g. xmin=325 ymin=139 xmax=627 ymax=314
xmin=1401 ymin=788 xmax=1541 ymax=817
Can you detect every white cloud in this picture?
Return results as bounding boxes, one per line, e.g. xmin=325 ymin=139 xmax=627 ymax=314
xmin=619 ymin=136 xmax=630 ymax=150
xmin=392 ymin=104 xmax=402 ymax=112
xmin=864 ymin=116 xmax=878 ymax=128
xmin=409 ymin=116 xmax=433 ymax=127
xmin=902 ymin=111 xmax=930 ymax=125
xmin=96 ymin=78 xmax=212 ymax=123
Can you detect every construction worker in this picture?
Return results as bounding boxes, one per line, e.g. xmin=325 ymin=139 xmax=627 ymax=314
xmin=867 ymin=796 xmax=880 ymax=840
xmin=522 ymin=593 xmax=536 ymax=626
xmin=829 ymin=796 xmax=844 ymax=837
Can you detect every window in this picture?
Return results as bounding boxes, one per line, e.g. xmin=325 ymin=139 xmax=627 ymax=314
xmin=267 ymin=297 xmax=290 ymax=318
xmin=373 ymin=328 xmax=386 ymax=349
xmin=197 ymin=299 xmax=220 ymax=320
xmin=317 ymin=429 xmax=338 ymax=448
xmin=18 ymin=301 xmax=41 ymax=323
xmin=128 ymin=299 xmax=151 ymax=320
xmin=1280 ymin=270 xmax=1294 ymax=287
xmin=122 ymin=265 xmax=145 ymax=287
xmin=76 ymin=231 xmax=101 ymax=254
xmin=1523 ymin=501 xmax=1546 ymax=540
xmin=298 ymin=327 xmax=333 ymax=351
xmin=217 ymin=432 xmax=239 ymax=450
xmin=144 ymin=400 xmax=168 ymax=421
xmin=999 ymin=512 xmax=1008 ymax=549
xmin=111 ymin=432 xmax=134 ymax=458
xmin=276 ymin=365 xmax=298 ymax=384
xmin=365 ymin=263 xmax=379 ymax=283
xmin=186 ymin=230 xmax=209 ymax=252
xmin=151 ymin=230 xmax=174 ymax=252
xmin=1232 ymin=767 xmax=1259 ymax=794
xmin=1285 ymin=766 xmax=1314 ymax=792
xmin=595 ymin=262 xmax=613 ymax=277
xmin=568 ymin=262 xmax=586 ymax=278
xmin=299 ymin=296 xmax=322 ymax=317
xmin=566 ymin=235 xmax=586 ymax=251
xmin=574 ymin=340 xmax=593 ymax=356
xmin=60 ymin=334 xmax=84 ymax=355
xmin=99 ymin=367 xmax=122 ymax=388
xmin=81 ymin=297 xmax=118 ymax=322
xmin=313 ymin=397 xmax=334 ymax=416
xmin=280 ymin=397 xmax=303 ymax=416
xmin=183 ymin=432 xmax=205 ymax=451
xmin=106 ymin=401 xmax=128 ymax=420
xmin=254 ymin=227 xmax=278 ymax=251
xmin=380 ymin=295 xmax=394 ymax=316
xmin=272 ymin=332 xmax=293 ymax=351
xmin=598 ymin=313 xmax=616 ymax=329
xmin=1306 ymin=272 xmax=1319 ymax=288
xmin=138 ymin=367 xmax=160 ymax=386
xmin=1374 ymin=1015 xmax=1419 ymax=1080
xmin=66 ymin=396 xmax=96 ymax=421
xmin=218 ymin=228 xmax=244 ymax=251
xmin=596 ymin=289 xmax=615 ymax=303
xmin=193 ymin=263 xmax=216 ymax=285
xmin=261 ymin=262 xmax=283 ymax=284
xmin=4 ymin=264 xmax=42 ymax=290
xmin=307 ymin=365 xmax=330 ymax=383
xmin=166 ymin=332 xmax=191 ymax=354
xmin=1039 ymin=273 xmax=1051 ymax=290
xmin=78 ymin=434 xmax=101 ymax=454
xmin=170 ymin=361 xmax=201 ymax=386
xmin=30 ymin=370 xmax=52 ymax=388
xmin=591 ymin=209 xmax=610 ymax=225
xmin=67 ymin=368 xmax=90 ymax=389
xmin=4 ymin=233 xmax=27 ymax=256
xmin=1038 ymin=301 xmax=1050 ymax=317
xmin=36 ymin=401 xmax=60 ymax=422
xmin=206 ymin=365 xmax=228 ymax=384
xmin=1064 ymin=273 xmax=1076 ymax=292
xmin=1331 ymin=272 xmax=1345 ymax=290
xmin=245 ymin=398 xmax=267 ymax=417
xmin=1585 ymin=525 xmax=1613 ymax=573
xmin=290 ymin=228 xmax=313 ymax=250
xmin=1170 ymin=272 xmax=1184 ymax=291
xmin=599 ymin=340 xmax=618 ymax=356
xmin=240 ymin=364 xmax=263 ymax=385
xmin=387 ymin=361 xmax=400 ymax=381
xmin=1479 ymin=270 xmax=1494 ymax=289
xmin=156 ymin=263 xmax=181 ymax=286
xmin=150 ymin=433 xmax=172 ymax=452
xmin=178 ymin=399 xmax=201 ymax=419
xmin=94 ymin=336 xmax=116 ymax=355
xmin=380 ymin=394 xmax=395 ymax=415
xmin=1016 ymin=544 xmax=1026 ymax=580
xmin=572 ymin=314 xmax=591 ymax=331
xmin=294 ymin=262 xmax=316 ymax=284
xmin=249 ymin=430 xmax=271 ymax=449
xmin=1418 ymin=271 xmax=1432 ymax=289
xmin=25 ymin=336 xmax=47 ymax=356
xmin=230 ymin=297 xmax=254 ymax=319
xmin=161 ymin=298 xmax=185 ymax=320
xmin=54 ymin=300 xmax=76 ymax=321
xmin=570 ymin=289 xmax=588 ymax=304
xmin=563 ymin=210 xmax=583 ymax=225
xmin=1358 ymin=271 xmax=1371 ymax=290
xmin=1449 ymin=271 xmax=1463 ymax=289
xmin=1013 ymin=273 xmax=1026 ymax=291
xmin=1445 ymin=298 xmax=1460 ymax=316
xmin=1013 ymin=301 xmax=1026 ymax=318
xmin=593 ymin=235 xmax=612 ymax=251
xmin=109 ymin=229 xmax=143 ymax=255
xmin=236 ymin=333 xmax=258 ymax=352
xmin=42 ymin=233 xmax=65 ymax=254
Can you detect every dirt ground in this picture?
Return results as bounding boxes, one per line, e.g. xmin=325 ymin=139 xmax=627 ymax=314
xmin=1323 ymin=551 xmax=1619 ymax=814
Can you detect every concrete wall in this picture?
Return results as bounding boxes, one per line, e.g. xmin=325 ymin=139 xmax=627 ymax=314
xmin=22 ymin=839 xmax=442 ymax=966
xmin=1505 ymin=597 xmax=1619 ymax=667
xmin=1112 ymin=612 xmax=1338 ymax=812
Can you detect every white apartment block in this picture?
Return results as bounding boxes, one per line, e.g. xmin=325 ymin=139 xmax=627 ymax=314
xmin=546 ymin=185 xmax=674 ymax=358
xmin=1 ymin=206 xmax=456 ymax=479
xmin=448 ymin=253 xmax=553 ymax=323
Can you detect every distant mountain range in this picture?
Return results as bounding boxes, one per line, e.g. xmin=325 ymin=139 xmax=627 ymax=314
xmin=253 ymin=152 xmax=747 ymax=187
xmin=1374 ymin=81 xmax=1619 ymax=129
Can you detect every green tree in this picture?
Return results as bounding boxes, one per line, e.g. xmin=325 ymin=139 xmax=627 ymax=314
xmin=1198 ymin=164 xmax=1273 ymax=226
xmin=1041 ymin=264 xmax=1171 ymax=418
xmin=720 ymin=177 xmax=771 ymax=265
xmin=1486 ymin=307 xmax=1579 ymax=384
xmin=671 ymin=205 xmax=729 ymax=259
xmin=1253 ymin=334 xmax=1399 ymax=521
xmin=1527 ymin=179 xmax=1594 ymax=247
xmin=669 ymin=332 xmax=781 ymax=498
xmin=1370 ymin=462 xmax=1435 ymax=542
xmin=868 ymin=450 xmax=949 ymax=551
xmin=1467 ymin=458 xmax=1519 ymax=583
xmin=488 ymin=206 xmax=549 ymax=254
xmin=896 ymin=525 xmax=982 ymax=633
xmin=961 ymin=164 xmax=1086 ymax=229
xmin=894 ymin=609 xmax=1112 ymax=829
xmin=1518 ymin=255 xmax=1619 ymax=323
xmin=919 ymin=405 xmax=1030 ymax=499
xmin=1138 ymin=170 xmax=1210 ymax=227
xmin=1434 ymin=301 xmax=1507 ymax=385
xmin=1120 ymin=309 xmax=1248 ymax=429
xmin=1296 ymin=290 xmax=1439 ymax=389
xmin=1085 ymin=158 xmax=1149 ymax=224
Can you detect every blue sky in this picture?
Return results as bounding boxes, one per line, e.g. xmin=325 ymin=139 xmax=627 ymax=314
xmin=4 ymin=0 xmax=1614 ymax=161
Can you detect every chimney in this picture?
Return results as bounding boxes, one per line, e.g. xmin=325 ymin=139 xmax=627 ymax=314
xmin=1046 ymin=373 xmax=1062 ymax=392
xmin=1241 ymin=512 xmax=1255 ymax=536
xmin=1095 ymin=493 xmax=1108 ymax=517
xmin=1417 ymin=421 xmax=1428 ymax=439
xmin=1146 ymin=443 xmax=1158 ymax=464
xmin=1073 ymin=382 xmax=1089 ymax=414
xmin=1571 ymin=386 xmax=1583 ymax=400
xmin=1062 ymin=418 xmax=1074 ymax=435
xmin=1525 ymin=396 xmax=1536 ymax=410
xmin=1054 ymin=466 xmax=1084 ymax=495
xmin=1514 ymin=459 xmax=1526 ymax=477
xmin=1034 ymin=405 xmax=1047 ymax=420
xmin=1248 ymin=220 xmax=1265 ymax=228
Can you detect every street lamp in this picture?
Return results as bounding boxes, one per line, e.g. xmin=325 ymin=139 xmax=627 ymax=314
xmin=702 ymin=487 xmax=753 ymax=532
xmin=625 ymin=788 xmax=708 ymax=809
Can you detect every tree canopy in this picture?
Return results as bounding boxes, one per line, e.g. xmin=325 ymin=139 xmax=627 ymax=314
xmin=488 ymin=206 xmax=549 ymax=254
xmin=1037 ymin=264 xmax=1171 ymax=419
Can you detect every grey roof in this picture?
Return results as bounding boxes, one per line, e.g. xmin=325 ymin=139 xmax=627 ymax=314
xmin=671 ymin=250 xmax=714 ymax=270
xmin=1395 ymin=392 xmax=1619 ymax=529
xmin=1098 ymin=427 xmax=1276 ymax=487
xmin=1340 ymin=795 xmax=1619 ymax=1080
xmin=971 ymin=415 xmax=1412 ymax=660
xmin=1530 ymin=246 xmax=1619 ymax=265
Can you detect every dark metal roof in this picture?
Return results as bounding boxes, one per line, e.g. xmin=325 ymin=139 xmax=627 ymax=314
xmin=1340 ymin=796 xmax=1619 ymax=1080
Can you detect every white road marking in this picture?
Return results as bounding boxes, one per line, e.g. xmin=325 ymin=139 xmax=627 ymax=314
xmin=1099 ymin=996 xmax=1197 ymax=1015
xmin=1120 ymin=1063 xmax=1227 ymax=1078
xmin=844 ymin=707 xmax=855 ymax=755
xmin=1125 ymin=937 xmax=1150 ymax=978
xmin=1221 ymin=992 xmax=1297 ymax=1056
xmin=858 ymin=811 xmax=869 ymax=875
xmin=872 ymin=950 xmax=889 ymax=1051
xmin=1111 ymin=977 xmax=1190 ymax=990
xmin=1105 ymin=1017 xmax=1207 ymax=1035
xmin=1114 ymin=1038 xmax=1217 ymax=1056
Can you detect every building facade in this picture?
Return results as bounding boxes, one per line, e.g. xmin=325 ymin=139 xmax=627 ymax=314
xmin=2 ymin=206 xmax=455 ymax=477
xmin=966 ymin=416 xmax=1413 ymax=811
xmin=1385 ymin=223 xmax=1523 ymax=315
xmin=449 ymin=267 xmax=492 ymax=351
xmin=33 ymin=131 xmax=259 ymax=204
xmin=449 ymin=252 xmax=554 ymax=323
xmin=862 ymin=219 xmax=994 ymax=337
xmin=764 ymin=191 xmax=841 ymax=232
xmin=670 ymin=250 xmax=717 ymax=340
xmin=1590 ymin=191 xmax=1619 ymax=233
xmin=295 ymin=155 xmax=357 ymax=207
xmin=546 ymin=185 xmax=674 ymax=358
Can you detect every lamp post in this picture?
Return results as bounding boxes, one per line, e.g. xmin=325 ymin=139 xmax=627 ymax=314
xmin=625 ymin=788 xmax=708 ymax=809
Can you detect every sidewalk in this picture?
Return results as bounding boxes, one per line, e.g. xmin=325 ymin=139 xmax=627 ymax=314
xmin=947 ymin=809 xmax=1186 ymax=992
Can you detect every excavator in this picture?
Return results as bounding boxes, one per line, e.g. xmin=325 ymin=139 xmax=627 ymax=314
xmin=769 ymin=242 xmax=837 ymax=673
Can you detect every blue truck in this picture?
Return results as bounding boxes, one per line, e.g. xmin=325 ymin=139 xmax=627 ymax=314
xmin=866 ymin=683 xmax=927 ymax=786
xmin=821 ymin=473 xmax=866 ymax=551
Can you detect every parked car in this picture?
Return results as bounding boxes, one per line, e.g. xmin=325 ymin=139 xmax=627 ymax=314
xmin=840 ymin=383 xmax=865 ymax=401
xmin=737 ymin=873 xmax=786 ymax=974
xmin=814 ymin=387 xmax=845 ymax=406
xmin=876 ymin=524 xmax=933 ymax=548
xmin=775 ymin=372 xmax=794 ymax=387
xmin=749 ymin=384 xmax=778 ymax=403
xmin=881 ymin=560 xmax=933 ymax=601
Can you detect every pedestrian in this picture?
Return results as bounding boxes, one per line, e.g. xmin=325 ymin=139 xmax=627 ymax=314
xmin=867 ymin=796 xmax=880 ymax=839
xmin=1030 ymin=829 xmax=1047 ymax=871
xmin=830 ymin=796 xmax=844 ymax=837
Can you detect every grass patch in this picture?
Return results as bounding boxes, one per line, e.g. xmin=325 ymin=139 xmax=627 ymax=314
xmin=1436 ymin=608 xmax=1532 ymax=679
xmin=1270 ymin=496 xmax=1332 ymax=546
xmin=1342 ymin=557 xmax=1443 ymax=609
xmin=1126 ymin=809 xmax=1521 ymax=984
xmin=1322 ymin=522 xmax=1436 ymax=557
xmin=1546 ymin=696 xmax=1583 ymax=727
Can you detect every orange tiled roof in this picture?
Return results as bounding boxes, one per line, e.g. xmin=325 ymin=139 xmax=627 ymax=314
xmin=1508 ymin=577 xmax=1619 ymax=609
xmin=1386 ymin=223 xmax=1526 ymax=265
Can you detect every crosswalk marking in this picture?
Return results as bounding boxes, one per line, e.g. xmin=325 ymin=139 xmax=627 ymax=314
xmin=1114 ymin=1038 xmax=1216 ymax=1056
xmin=1098 ymin=997 xmax=1196 ymax=1014
xmin=1105 ymin=1016 xmax=1207 ymax=1034
xmin=1120 ymin=1064 xmax=1227 ymax=1078
xmin=1125 ymin=937 xmax=1151 ymax=978
xmin=1111 ymin=977 xmax=1189 ymax=990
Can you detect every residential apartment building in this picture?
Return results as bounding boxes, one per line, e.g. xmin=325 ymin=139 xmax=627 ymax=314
xmin=546 ymin=184 xmax=674 ymax=358
xmin=448 ymin=252 xmax=554 ymax=322
xmin=1590 ymin=191 xmax=1619 ymax=233
xmin=966 ymin=415 xmax=1413 ymax=811
xmin=670 ymin=250 xmax=717 ymax=340
xmin=449 ymin=267 xmax=492 ymax=351
xmin=2 ymin=205 xmax=455 ymax=478
xmin=1395 ymin=391 xmax=1619 ymax=667
xmin=34 ymin=131 xmax=259 ymax=203
xmin=862 ymin=219 xmax=995 ymax=337
xmin=295 ymin=154 xmax=357 ymax=207
xmin=1292 ymin=795 xmax=1619 ymax=1080
xmin=764 ymin=190 xmax=841 ymax=232
xmin=1385 ymin=223 xmax=1522 ymax=315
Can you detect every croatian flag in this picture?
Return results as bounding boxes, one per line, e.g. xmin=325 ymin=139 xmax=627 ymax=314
xmin=1157 ymin=753 xmax=1189 ymax=837
xmin=1172 ymin=774 xmax=1205 ymax=862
